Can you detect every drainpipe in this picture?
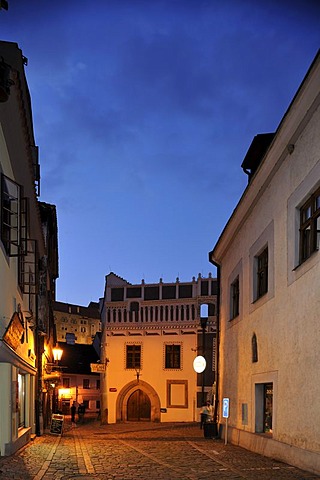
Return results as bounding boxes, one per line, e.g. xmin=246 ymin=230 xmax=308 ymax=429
xmin=209 ymin=255 xmax=221 ymax=430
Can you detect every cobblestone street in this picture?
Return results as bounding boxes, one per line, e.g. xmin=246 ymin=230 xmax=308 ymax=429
xmin=0 ymin=419 xmax=318 ymax=480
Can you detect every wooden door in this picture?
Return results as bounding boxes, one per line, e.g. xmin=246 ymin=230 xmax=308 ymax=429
xmin=127 ymin=389 xmax=151 ymax=421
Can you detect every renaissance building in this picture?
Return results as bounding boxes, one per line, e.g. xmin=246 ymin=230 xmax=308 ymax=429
xmin=99 ymin=272 xmax=217 ymax=424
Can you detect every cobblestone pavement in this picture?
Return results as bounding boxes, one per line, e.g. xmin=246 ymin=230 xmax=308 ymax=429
xmin=0 ymin=418 xmax=318 ymax=480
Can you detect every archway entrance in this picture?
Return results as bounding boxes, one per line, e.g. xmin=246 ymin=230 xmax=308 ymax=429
xmin=116 ymin=380 xmax=161 ymax=422
xmin=127 ymin=389 xmax=151 ymax=421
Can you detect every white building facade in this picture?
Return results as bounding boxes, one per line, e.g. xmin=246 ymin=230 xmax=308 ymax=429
xmin=210 ymin=51 xmax=320 ymax=474
xmin=100 ymin=272 xmax=217 ymax=424
xmin=0 ymin=42 xmax=58 ymax=454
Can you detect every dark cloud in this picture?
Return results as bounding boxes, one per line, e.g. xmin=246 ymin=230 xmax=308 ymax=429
xmin=1 ymin=0 xmax=319 ymax=303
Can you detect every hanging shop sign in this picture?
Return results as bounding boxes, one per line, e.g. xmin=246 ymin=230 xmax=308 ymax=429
xmin=193 ymin=355 xmax=206 ymax=373
xmin=90 ymin=363 xmax=106 ymax=373
xmin=3 ymin=312 xmax=24 ymax=351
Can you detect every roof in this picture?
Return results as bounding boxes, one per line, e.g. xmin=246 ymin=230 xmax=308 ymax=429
xmin=58 ymin=342 xmax=100 ymax=375
xmin=53 ymin=301 xmax=100 ymax=319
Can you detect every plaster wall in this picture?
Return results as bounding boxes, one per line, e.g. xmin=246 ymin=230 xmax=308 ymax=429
xmin=218 ymin=102 xmax=320 ymax=457
xmin=105 ymin=331 xmax=198 ymax=424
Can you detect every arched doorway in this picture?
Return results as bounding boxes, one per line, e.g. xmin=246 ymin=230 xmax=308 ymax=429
xmin=127 ymin=389 xmax=151 ymax=421
xmin=116 ymin=380 xmax=161 ymax=422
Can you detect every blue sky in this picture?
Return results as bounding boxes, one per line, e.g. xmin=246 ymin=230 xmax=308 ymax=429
xmin=1 ymin=1 xmax=319 ymax=305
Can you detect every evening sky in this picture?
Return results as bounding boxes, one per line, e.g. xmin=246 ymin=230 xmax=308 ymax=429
xmin=1 ymin=0 xmax=319 ymax=304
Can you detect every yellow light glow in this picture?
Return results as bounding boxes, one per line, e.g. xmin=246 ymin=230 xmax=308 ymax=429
xmin=58 ymin=388 xmax=71 ymax=398
xmin=53 ymin=347 xmax=63 ymax=362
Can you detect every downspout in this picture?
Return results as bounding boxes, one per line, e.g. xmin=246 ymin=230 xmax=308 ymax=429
xmin=209 ymin=255 xmax=221 ymax=430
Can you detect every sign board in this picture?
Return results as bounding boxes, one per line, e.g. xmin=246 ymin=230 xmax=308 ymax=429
xmin=50 ymin=414 xmax=64 ymax=435
xmin=109 ymin=388 xmax=117 ymax=392
xmin=90 ymin=363 xmax=106 ymax=373
xmin=222 ymin=398 xmax=230 ymax=418
xmin=193 ymin=355 xmax=206 ymax=373
xmin=3 ymin=312 xmax=24 ymax=351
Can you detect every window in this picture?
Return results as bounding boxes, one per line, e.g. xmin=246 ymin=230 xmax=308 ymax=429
xmin=18 ymin=373 xmax=26 ymax=427
xmin=144 ymin=286 xmax=159 ymax=300
xmin=249 ymin=222 xmax=274 ymax=310
xmin=165 ymin=344 xmax=181 ymax=369
xmin=18 ymin=239 xmax=37 ymax=294
xmin=256 ymin=247 xmax=268 ymax=299
xmin=126 ymin=344 xmax=141 ymax=369
xmin=111 ymin=287 xmax=124 ymax=301
xmin=127 ymin=287 xmax=141 ymax=298
xmin=230 ymin=276 xmax=239 ymax=320
xmin=299 ymin=187 xmax=320 ymax=263
xmin=83 ymin=379 xmax=90 ymax=389
xmin=162 ymin=286 xmax=176 ymax=299
xmin=63 ymin=378 xmax=70 ymax=388
xmin=252 ymin=333 xmax=258 ymax=363
xmin=179 ymin=284 xmax=192 ymax=298
xmin=201 ymin=281 xmax=209 ymax=295
xmin=1 ymin=174 xmax=21 ymax=256
xmin=96 ymin=379 xmax=100 ymax=389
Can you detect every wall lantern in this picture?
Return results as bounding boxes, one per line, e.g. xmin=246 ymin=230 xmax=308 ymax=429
xmin=53 ymin=347 xmax=63 ymax=363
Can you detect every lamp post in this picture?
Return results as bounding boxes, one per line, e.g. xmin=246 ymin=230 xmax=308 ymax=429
xmin=52 ymin=346 xmax=63 ymax=413
xmin=200 ymin=305 xmax=208 ymax=406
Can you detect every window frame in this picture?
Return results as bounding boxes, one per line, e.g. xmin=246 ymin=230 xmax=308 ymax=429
xmin=249 ymin=221 xmax=274 ymax=311
xmin=256 ymin=247 xmax=268 ymax=300
xmin=299 ymin=186 xmax=320 ymax=263
xmin=83 ymin=378 xmax=90 ymax=389
xmin=230 ymin=276 xmax=240 ymax=320
xmin=125 ymin=344 xmax=141 ymax=369
xmin=63 ymin=377 xmax=70 ymax=388
xmin=164 ymin=344 xmax=181 ymax=369
xmin=1 ymin=173 xmax=22 ymax=257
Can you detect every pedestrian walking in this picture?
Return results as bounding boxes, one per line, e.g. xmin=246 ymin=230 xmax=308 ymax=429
xmin=71 ymin=401 xmax=77 ymax=426
xmin=200 ymin=400 xmax=213 ymax=428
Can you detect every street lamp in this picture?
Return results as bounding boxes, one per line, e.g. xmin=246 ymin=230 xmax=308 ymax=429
xmin=53 ymin=347 xmax=63 ymax=363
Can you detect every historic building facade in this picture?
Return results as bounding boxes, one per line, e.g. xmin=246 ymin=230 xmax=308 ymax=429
xmin=53 ymin=301 xmax=101 ymax=345
xmin=0 ymin=42 xmax=58 ymax=454
xmin=99 ymin=272 xmax=217 ymax=424
xmin=209 ymin=51 xmax=320 ymax=474
xmin=56 ymin=342 xmax=100 ymax=416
